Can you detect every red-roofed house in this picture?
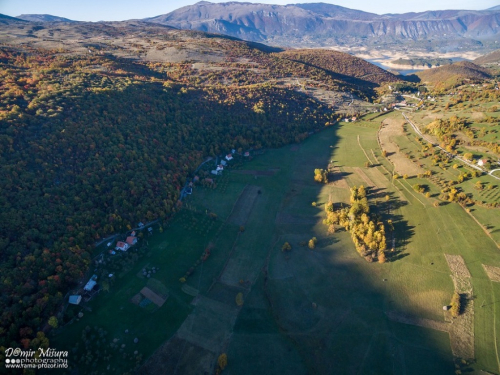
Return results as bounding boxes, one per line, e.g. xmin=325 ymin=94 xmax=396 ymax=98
xmin=115 ymin=241 xmax=129 ymax=251
xmin=126 ymin=236 xmax=138 ymax=246
xmin=244 ymin=152 xmax=250 ymax=157
xmin=225 ymin=154 xmax=233 ymax=161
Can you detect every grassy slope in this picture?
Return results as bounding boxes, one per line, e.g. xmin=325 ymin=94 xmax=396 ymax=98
xmin=55 ymin=118 xmax=500 ymax=374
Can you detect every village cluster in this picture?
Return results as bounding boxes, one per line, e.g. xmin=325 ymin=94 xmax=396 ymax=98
xmin=66 ymin=149 xmax=253 ymax=309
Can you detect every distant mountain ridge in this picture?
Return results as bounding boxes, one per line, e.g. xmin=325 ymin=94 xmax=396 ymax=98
xmin=0 ymin=13 xmax=27 ymax=24
xmin=144 ymin=2 xmax=500 ymax=50
xmin=17 ymin=14 xmax=74 ymax=22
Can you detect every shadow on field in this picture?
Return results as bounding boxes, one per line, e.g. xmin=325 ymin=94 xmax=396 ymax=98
xmin=140 ymin=125 xmax=454 ymax=375
xmin=238 ymin=126 xmax=454 ymax=375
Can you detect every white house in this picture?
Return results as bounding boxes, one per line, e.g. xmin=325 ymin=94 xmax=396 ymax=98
xmin=84 ymin=275 xmax=98 ymax=291
xmin=478 ymin=159 xmax=488 ymax=167
xmin=225 ymin=154 xmax=233 ymax=161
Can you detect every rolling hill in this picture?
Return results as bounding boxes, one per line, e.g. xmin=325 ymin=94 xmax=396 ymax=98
xmin=475 ymin=48 xmax=500 ymax=65
xmin=16 ymin=14 xmax=75 ymax=22
xmin=0 ymin=13 xmax=27 ymax=24
xmin=414 ymin=61 xmax=491 ymax=88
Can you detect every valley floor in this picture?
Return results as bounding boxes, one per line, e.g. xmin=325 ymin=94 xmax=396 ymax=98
xmin=54 ymin=115 xmax=500 ymax=375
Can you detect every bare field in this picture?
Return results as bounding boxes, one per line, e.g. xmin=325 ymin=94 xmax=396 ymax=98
xmin=482 ymin=264 xmax=500 ymax=282
xmin=379 ymin=118 xmax=424 ymax=176
xmin=227 ymin=185 xmax=261 ymax=226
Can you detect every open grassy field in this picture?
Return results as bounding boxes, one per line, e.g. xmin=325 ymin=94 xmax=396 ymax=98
xmin=54 ymin=114 xmax=500 ymax=374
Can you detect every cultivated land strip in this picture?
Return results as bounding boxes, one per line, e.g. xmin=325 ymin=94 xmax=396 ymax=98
xmin=482 ymin=264 xmax=500 ymax=283
xmin=444 ymin=254 xmax=475 ymax=359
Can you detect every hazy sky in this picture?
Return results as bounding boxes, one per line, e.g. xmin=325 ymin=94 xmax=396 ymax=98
xmin=0 ymin=0 xmax=498 ymax=21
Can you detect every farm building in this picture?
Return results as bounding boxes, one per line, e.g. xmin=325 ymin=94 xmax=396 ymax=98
xmin=84 ymin=275 xmax=97 ymax=291
xmin=69 ymin=295 xmax=82 ymax=305
xmin=477 ymin=159 xmax=488 ymax=167
xmin=116 ymin=241 xmax=130 ymax=251
xmin=126 ymin=236 xmax=137 ymax=246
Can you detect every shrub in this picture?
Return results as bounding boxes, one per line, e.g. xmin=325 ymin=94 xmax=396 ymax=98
xmin=308 ymin=237 xmax=317 ymax=249
xmin=450 ymin=292 xmax=461 ymax=318
xmin=235 ymin=292 xmax=244 ymax=307
xmin=218 ymin=353 xmax=228 ymax=370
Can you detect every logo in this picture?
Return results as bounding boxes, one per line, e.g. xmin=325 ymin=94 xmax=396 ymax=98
xmin=3 ymin=347 xmax=69 ymax=370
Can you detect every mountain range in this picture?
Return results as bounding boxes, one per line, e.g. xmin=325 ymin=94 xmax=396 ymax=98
xmin=144 ymin=1 xmax=500 ymax=51
xmin=3 ymin=2 xmax=500 ymax=53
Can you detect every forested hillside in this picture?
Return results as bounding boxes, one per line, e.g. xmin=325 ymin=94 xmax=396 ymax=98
xmin=277 ymin=49 xmax=399 ymax=87
xmin=0 ymin=42 xmax=340 ymax=347
xmin=0 ymin=18 xmax=404 ymax=348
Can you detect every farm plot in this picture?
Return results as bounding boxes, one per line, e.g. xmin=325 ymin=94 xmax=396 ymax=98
xmin=379 ymin=117 xmax=424 ymax=176
xmin=105 ymin=121 xmax=500 ymax=375
xmin=227 ymin=185 xmax=261 ymax=226
xmin=444 ymin=254 xmax=474 ymax=359
xmin=482 ymin=264 xmax=500 ymax=282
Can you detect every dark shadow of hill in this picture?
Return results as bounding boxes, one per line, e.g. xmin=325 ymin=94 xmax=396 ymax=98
xmin=209 ymin=125 xmax=456 ymax=375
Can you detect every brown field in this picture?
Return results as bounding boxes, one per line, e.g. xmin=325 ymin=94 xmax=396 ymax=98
xmin=444 ymin=254 xmax=472 ymax=280
xmin=379 ymin=118 xmax=424 ymax=176
xmin=227 ymin=185 xmax=261 ymax=226
xmin=482 ymin=264 xmax=500 ymax=282
xmin=328 ymin=166 xmax=349 ymax=189
xmin=140 ymin=287 xmax=168 ymax=307
xmin=444 ymin=254 xmax=474 ymax=359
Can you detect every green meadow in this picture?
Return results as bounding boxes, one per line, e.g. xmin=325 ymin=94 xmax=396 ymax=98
xmin=54 ymin=115 xmax=500 ymax=374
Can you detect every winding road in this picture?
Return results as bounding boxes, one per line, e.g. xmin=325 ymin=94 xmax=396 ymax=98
xmin=400 ymin=112 xmax=500 ymax=181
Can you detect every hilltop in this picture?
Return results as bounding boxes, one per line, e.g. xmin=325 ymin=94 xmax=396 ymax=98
xmin=0 ymin=13 xmax=27 ymax=24
xmin=0 ymin=20 xmax=400 ymax=98
xmin=16 ymin=14 xmax=75 ymax=22
xmin=414 ymin=61 xmax=492 ymax=89
xmin=475 ymin=49 xmax=500 ymax=65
